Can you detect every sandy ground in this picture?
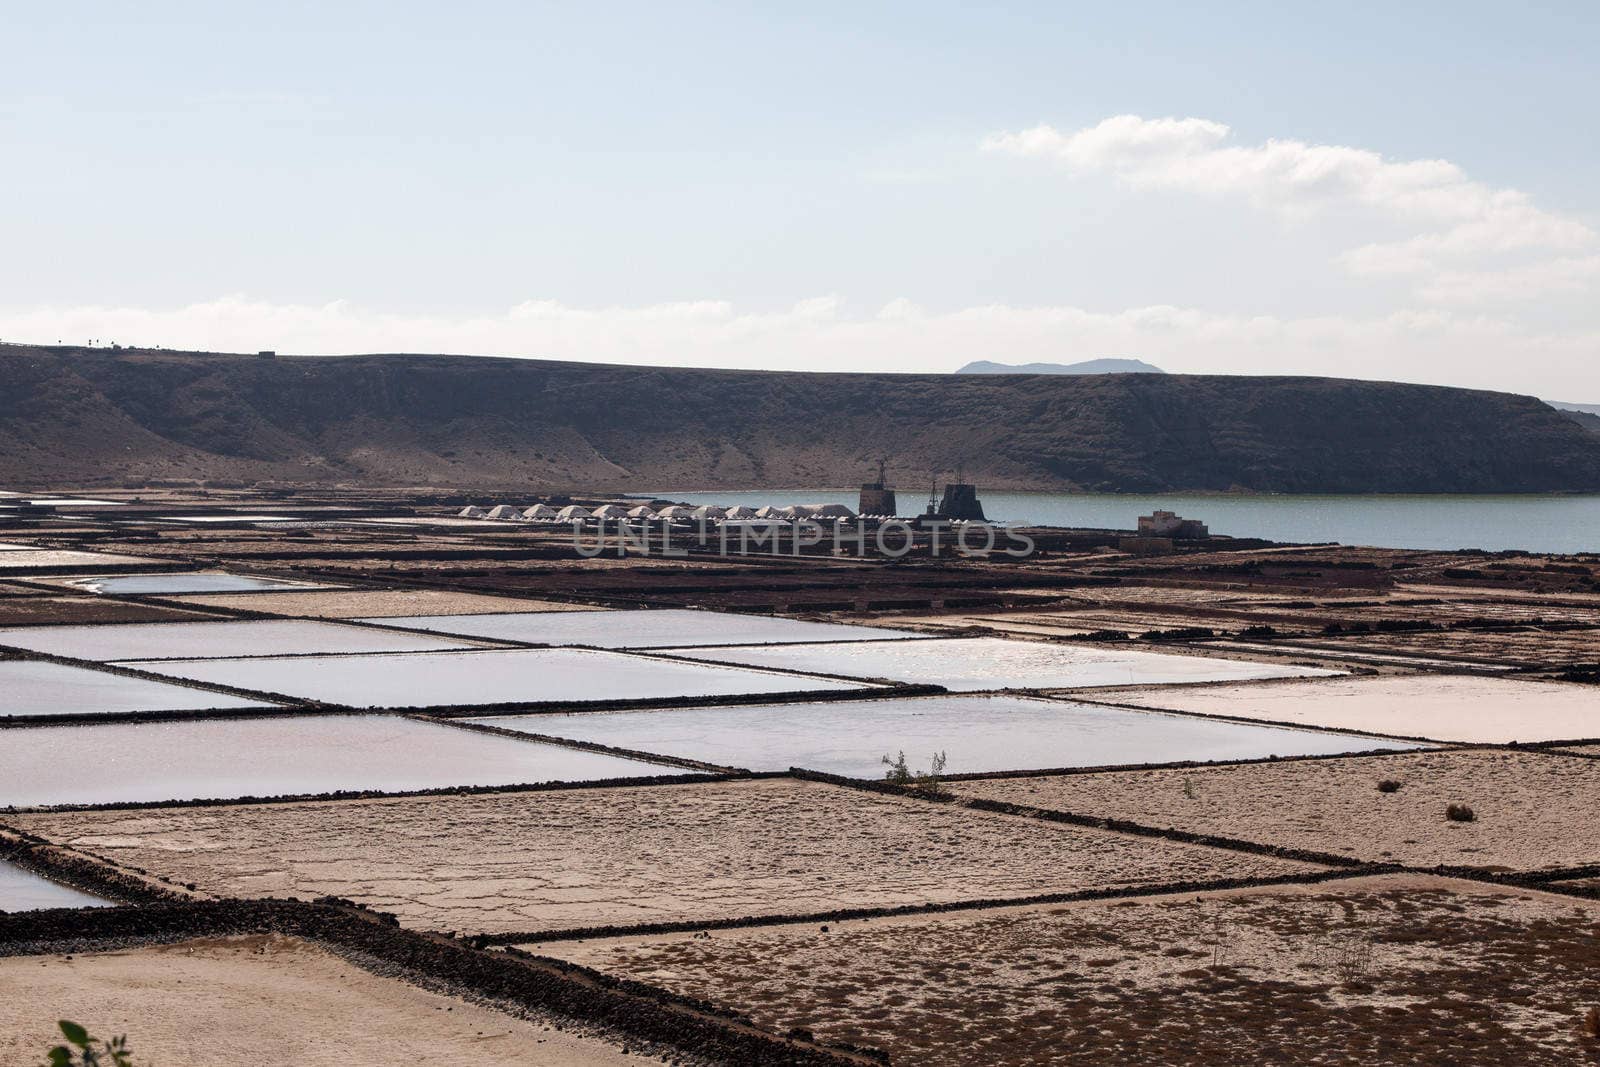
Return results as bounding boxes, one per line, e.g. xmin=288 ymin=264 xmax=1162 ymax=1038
xmin=0 ymin=550 xmax=162 ymax=572
xmin=539 ymin=875 xmax=1600 ymax=1066
xmin=1090 ymin=674 xmax=1600 ymax=743
xmin=954 ymin=749 xmax=1600 ymax=870
xmin=157 ymin=589 xmax=596 ymax=618
xmin=0 ymin=934 xmax=636 ymax=1065
xmin=11 ymin=780 xmax=1321 ymax=936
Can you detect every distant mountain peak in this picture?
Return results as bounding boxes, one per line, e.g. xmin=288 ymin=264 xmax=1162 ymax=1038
xmin=957 ymin=358 xmax=1165 ymax=375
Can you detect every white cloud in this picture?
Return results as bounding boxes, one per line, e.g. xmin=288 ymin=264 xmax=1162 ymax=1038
xmin=984 ymin=115 xmax=1596 ymax=302
xmin=1415 ymin=255 xmax=1600 ymax=304
xmin=2 ymin=295 xmax=1594 ymax=397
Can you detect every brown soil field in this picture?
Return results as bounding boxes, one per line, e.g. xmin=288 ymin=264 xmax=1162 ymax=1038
xmin=10 ymin=780 xmax=1322 ymax=936
xmin=156 ymin=589 xmax=595 ymax=618
xmin=1289 ymin=627 xmax=1600 ymax=666
xmin=1395 ymin=583 xmax=1600 ymax=605
xmin=954 ymin=749 xmax=1600 ymax=871
xmin=0 ymin=933 xmax=637 ymax=1065
xmin=1091 ymin=674 xmax=1600 ymax=743
xmin=0 ymin=596 xmax=211 ymax=626
xmin=537 ymin=875 xmax=1600 ymax=1067
xmin=1379 ymin=600 xmax=1600 ymax=626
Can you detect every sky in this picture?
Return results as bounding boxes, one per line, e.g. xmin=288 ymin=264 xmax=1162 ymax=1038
xmin=2 ymin=1 xmax=1597 ymax=398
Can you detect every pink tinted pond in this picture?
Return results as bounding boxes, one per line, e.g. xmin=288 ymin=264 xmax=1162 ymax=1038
xmin=0 ymin=715 xmax=682 ymax=807
xmin=363 ymin=608 xmax=923 ymax=648
xmin=123 ymin=648 xmax=872 ymax=708
xmin=667 ymin=637 xmax=1340 ymax=691
xmin=0 ymin=619 xmax=486 ymax=662
xmin=470 ymin=694 xmax=1421 ymax=777
xmin=0 ymin=660 xmax=278 ymax=718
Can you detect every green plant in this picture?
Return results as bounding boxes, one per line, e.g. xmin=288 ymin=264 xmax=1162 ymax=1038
xmin=42 ymin=1021 xmax=136 ymax=1067
xmin=881 ymin=750 xmax=948 ymax=795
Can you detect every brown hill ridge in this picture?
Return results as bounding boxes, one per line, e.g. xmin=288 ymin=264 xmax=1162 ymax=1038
xmin=2 ymin=344 xmax=1598 ymax=493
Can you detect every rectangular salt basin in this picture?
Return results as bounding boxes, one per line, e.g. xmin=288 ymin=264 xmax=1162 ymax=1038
xmin=469 ymin=694 xmax=1421 ymax=777
xmin=0 ymin=859 xmax=110 ymax=910
xmin=1099 ymin=675 xmax=1600 ymax=744
xmin=160 ymin=514 xmax=298 ymax=523
xmin=0 ymin=660 xmax=280 ymax=718
xmin=0 ymin=715 xmax=683 ymax=807
xmin=125 ymin=648 xmax=872 ymax=708
xmin=666 ymin=637 xmax=1340 ymax=691
xmin=0 ymin=497 xmax=122 ymax=506
xmin=68 ymin=572 xmax=337 ymax=595
xmin=0 ymin=619 xmax=489 ymax=662
xmin=365 ymin=608 xmax=925 ymax=648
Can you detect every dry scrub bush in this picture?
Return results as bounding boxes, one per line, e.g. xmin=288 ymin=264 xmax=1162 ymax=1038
xmin=1376 ymin=779 xmax=1401 ymax=793
xmin=1445 ymin=803 xmax=1477 ymax=822
xmin=881 ymin=750 xmax=948 ymax=795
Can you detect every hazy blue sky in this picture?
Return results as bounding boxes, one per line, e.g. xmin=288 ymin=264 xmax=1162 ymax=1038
xmin=2 ymin=2 xmax=1596 ymax=396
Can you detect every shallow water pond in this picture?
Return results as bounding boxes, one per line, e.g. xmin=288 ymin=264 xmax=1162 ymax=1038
xmin=0 ymin=859 xmax=109 ymax=911
xmin=470 ymin=694 xmax=1419 ymax=776
xmin=0 ymin=619 xmax=487 ymax=662
xmin=365 ymin=608 xmax=923 ymax=648
xmin=69 ymin=573 xmax=336 ymax=595
xmin=0 ymin=715 xmax=683 ymax=807
xmin=0 ymin=660 xmax=279 ymax=718
xmin=668 ymin=636 xmax=1339 ymax=691
xmin=124 ymin=648 xmax=871 ymax=708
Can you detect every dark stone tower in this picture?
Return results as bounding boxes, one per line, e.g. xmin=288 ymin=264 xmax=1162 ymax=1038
xmin=858 ymin=460 xmax=898 ymax=516
xmin=936 ymin=484 xmax=986 ymax=521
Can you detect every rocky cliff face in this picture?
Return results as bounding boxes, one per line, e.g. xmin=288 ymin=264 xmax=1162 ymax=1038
xmin=3 ymin=345 xmax=1598 ymax=493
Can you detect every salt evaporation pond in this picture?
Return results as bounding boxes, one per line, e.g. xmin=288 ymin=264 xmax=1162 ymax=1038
xmin=0 ymin=715 xmax=684 ymax=807
xmin=0 ymin=619 xmax=488 ymax=662
xmin=469 ymin=694 xmax=1422 ymax=777
xmin=667 ymin=636 xmax=1340 ymax=691
xmin=125 ymin=648 xmax=872 ymax=708
xmin=366 ymin=608 xmax=924 ymax=648
xmin=68 ymin=572 xmax=336 ymax=595
xmin=0 ymin=859 xmax=110 ymax=911
xmin=0 ymin=660 xmax=280 ymax=718
xmin=1102 ymin=674 xmax=1600 ymax=744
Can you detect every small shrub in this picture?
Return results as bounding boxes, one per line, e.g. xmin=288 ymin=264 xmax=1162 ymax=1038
xmin=42 ymin=1020 xmax=136 ymax=1066
xmin=1582 ymin=1005 xmax=1599 ymax=1040
xmin=1445 ymin=803 xmax=1476 ymax=822
xmin=1181 ymin=777 xmax=1199 ymax=801
xmin=1377 ymin=779 xmax=1402 ymax=793
xmin=881 ymin=750 xmax=948 ymax=795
